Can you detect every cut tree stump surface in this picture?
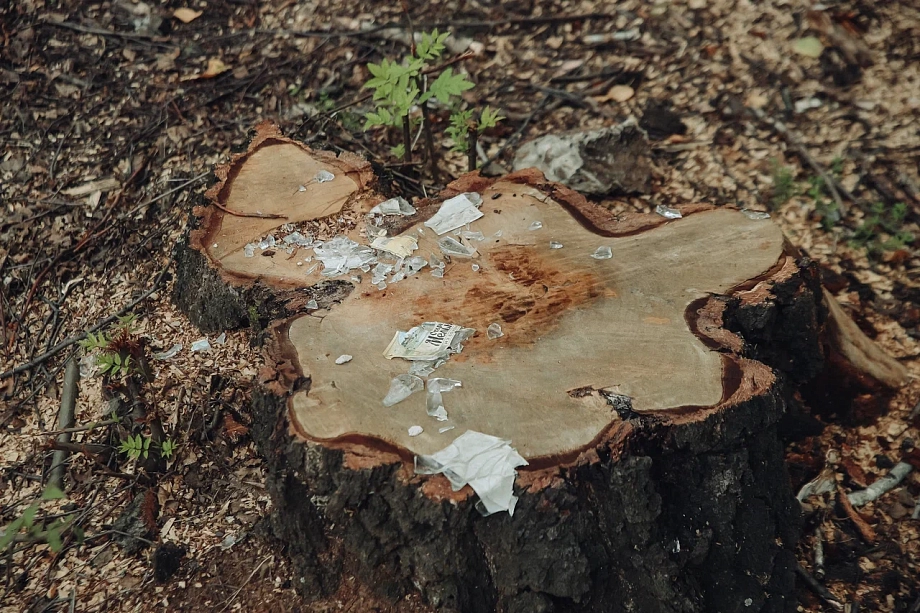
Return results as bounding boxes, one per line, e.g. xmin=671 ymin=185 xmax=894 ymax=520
xmin=176 ymin=124 xmax=909 ymax=613
xmin=286 ymin=196 xmax=785 ymax=460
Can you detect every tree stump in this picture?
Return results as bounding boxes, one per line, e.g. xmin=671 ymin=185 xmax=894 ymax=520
xmin=175 ymin=124 xmax=906 ymax=613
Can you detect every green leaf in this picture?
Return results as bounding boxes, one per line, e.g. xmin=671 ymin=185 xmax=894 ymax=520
xmin=46 ymin=527 xmax=63 ymax=553
xmin=42 ymin=485 xmax=65 ymax=501
xmin=427 ymin=68 xmax=474 ymax=105
xmin=21 ymin=503 xmax=38 ymax=530
xmin=417 ymin=29 xmax=448 ymax=61
xmin=390 ymin=144 xmax=406 ymax=159
xmin=1 ymin=515 xmax=26 ymax=549
xmin=479 ymin=106 xmax=505 ymax=130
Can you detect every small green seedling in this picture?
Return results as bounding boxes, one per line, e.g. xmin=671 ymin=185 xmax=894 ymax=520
xmin=363 ymin=28 xmax=503 ymax=169
xmin=769 ymin=159 xmax=797 ymax=209
xmin=78 ymin=314 xmax=142 ymax=379
xmin=159 ymin=438 xmax=177 ymax=460
xmin=119 ymin=433 xmax=151 ymax=461
xmin=0 ymin=485 xmax=82 ymax=554
xmin=849 ymin=202 xmax=914 ymax=255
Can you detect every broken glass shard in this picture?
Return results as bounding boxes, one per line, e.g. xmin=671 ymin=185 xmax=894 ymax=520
xmin=528 ymin=221 xmax=543 ymax=230
xmin=191 ymin=338 xmax=211 ymax=352
xmin=382 ymin=374 xmax=424 ymax=407
xmin=408 ymin=425 xmax=424 ymax=437
xmin=335 ymin=354 xmax=353 ymax=365
xmin=427 ymin=392 xmax=448 ymax=421
xmin=471 ymin=264 xmax=480 ymax=272
xmin=438 ymin=425 xmax=456 ymax=434
xmin=460 ymin=230 xmax=485 ymax=241
xmin=305 ymin=263 xmax=319 ymax=275
xmin=591 ymin=246 xmax=613 ymax=260
xmin=243 ymin=243 xmax=256 ymax=257
xmin=431 ymin=268 xmax=444 ymax=278
xmin=153 ymin=344 xmax=182 ymax=360
xmin=314 ymin=170 xmax=335 ymax=183
xmin=549 ymin=241 xmax=563 ymax=249
xmin=655 ymin=204 xmax=682 ymax=219
xmin=438 ymin=236 xmax=476 ymax=258
xmin=487 ymin=323 xmax=503 ymax=339
xmin=258 ymin=236 xmax=276 ymax=250
xmin=376 ymin=281 xmax=387 ymax=290
xmin=282 ymin=231 xmax=314 ymax=247
xmin=493 ymin=230 xmax=503 ymax=238
xmin=428 ymin=378 xmax=462 ymax=393
xmin=414 ymin=431 xmax=528 ymax=516
xmin=369 ymin=196 xmax=416 ymax=216
xmin=424 ymin=192 xmax=484 ymax=235
xmin=306 ymin=299 xmax=318 ymax=310
xmin=408 ymin=359 xmax=440 ymax=377
xmin=214 ymin=332 xmax=227 ymax=345
xmin=406 ymin=256 xmax=428 ymax=274
xmin=742 ymin=209 xmax=771 ymax=220
xmin=313 ymin=235 xmax=377 ymax=277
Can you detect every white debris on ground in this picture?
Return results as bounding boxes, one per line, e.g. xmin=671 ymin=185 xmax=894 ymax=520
xmin=415 ymin=430 xmax=529 ymax=516
xmin=369 ymin=196 xmax=416 ymax=216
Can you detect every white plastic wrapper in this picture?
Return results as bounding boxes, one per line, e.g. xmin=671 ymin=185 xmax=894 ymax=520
xmin=415 ymin=430 xmax=528 ymax=516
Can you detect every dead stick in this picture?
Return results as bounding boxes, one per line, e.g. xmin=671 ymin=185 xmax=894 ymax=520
xmin=813 ymin=525 xmax=825 ymax=581
xmin=795 ymin=563 xmax=844 ymax=611
xmin=847 ymin=461 xmax=913 ymax=506
xmin=47 ymin=357 xmax=79 ymax=490
xmin=837 ymin=487 xmax=877 ymax=543
xmin=34 ymin=418 xmax=119 ymax=437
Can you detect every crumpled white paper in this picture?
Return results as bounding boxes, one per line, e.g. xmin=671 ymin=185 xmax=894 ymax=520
xmin=415 ymin=430 xmax=528 ymax=516
xmin=424 ymin=192 xmax=483 ymax=235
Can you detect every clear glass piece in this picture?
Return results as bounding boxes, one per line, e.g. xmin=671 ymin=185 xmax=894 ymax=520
xmin=591 ymin=246 xmax=613 ymax=260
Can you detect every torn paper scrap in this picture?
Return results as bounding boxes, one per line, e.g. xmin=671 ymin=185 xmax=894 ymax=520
xmin=415 ymin=430 xmax=528 ymax=516
xmin=424 ymin=192 xmax=483 ymax=235
xmin=384 ymin=322 xmax=474 ymax=361
xmin=371 ymin=235 xmax=419 ymax=259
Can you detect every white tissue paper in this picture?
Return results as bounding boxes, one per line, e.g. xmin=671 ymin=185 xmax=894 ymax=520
xmin=415 ymin=430 xmax=528 ymax=516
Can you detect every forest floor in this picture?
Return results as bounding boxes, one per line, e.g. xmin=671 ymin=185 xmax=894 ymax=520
xmin=2 ymin=0 xmax=920 ymax=611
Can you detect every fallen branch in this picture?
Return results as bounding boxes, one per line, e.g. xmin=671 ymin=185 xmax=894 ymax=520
xmin=34 ymin=418 xmax=120 ymax=437
xmin=837 ymin=487 xmax=877 ymax=543
xmin=847 ymin=461 xmax=913 ymax=507
xmin=813 ymin=525 xmax=825 ymax=581
xmin=795 ymin=563 xmax=844 ymax=611
xmin=47 ymin=357 xmax=79 ymax=491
